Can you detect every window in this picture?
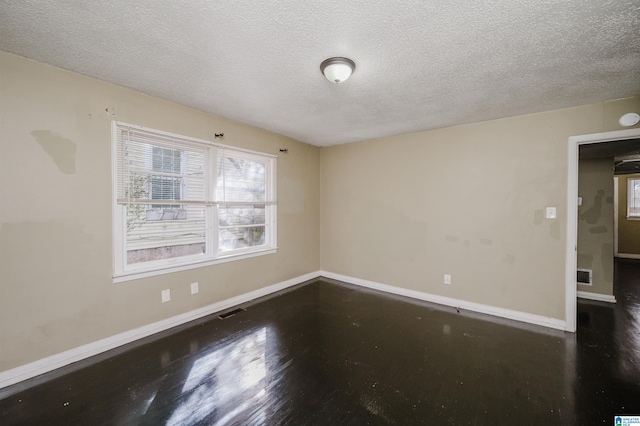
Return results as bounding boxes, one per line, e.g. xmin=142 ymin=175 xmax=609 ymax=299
xmin=217 ymin=150 xmax=273 ymax=253
xmin=113 ymin=122 xmax=276 ymax=280
xmin=628 ymin=178 xmax=640 ymax=219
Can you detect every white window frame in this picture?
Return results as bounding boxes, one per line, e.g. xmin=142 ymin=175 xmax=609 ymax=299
xmin=216 ymin=149 xmax=277 ymax=258
xmin=112 ymin=122 xmax=277 ymax=283
xmin=627 ymin=177 xmax=640 ymax=220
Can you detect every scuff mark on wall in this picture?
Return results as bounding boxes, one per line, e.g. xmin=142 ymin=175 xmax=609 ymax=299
xmin=580 ymin=189 xmax=604 ymax=224
xmin=445 ymin=235 xmax=459 ymax=243
xmin=31 ymin=130 xmax=77 ymax=174
xmin=0 ymin=220 xmax=104 ymax=369
xmin=533 ymin=209 xmax=543 ymax=225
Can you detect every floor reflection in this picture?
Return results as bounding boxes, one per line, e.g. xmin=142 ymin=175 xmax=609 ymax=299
xmin=168 ymin=327 xmax=268 ymax=426
xmin=1 ymin=262 xmax=640 ymax=424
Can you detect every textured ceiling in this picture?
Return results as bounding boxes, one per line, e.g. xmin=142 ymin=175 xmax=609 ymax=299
xmin=0 ymin=1 xmax=639 ymax=146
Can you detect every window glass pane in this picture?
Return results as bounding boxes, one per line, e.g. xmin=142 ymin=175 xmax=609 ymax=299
xmin=150 ymin=176 xmax=183 ymax=208
xmin=126 ymin=204 xmax=207 ymax=264
xmin=218 ymin=205 xmax=266 ymax=252
xmin=630 ymin=178 xmax=640 ymax=217
xmin=219 ymin=205 xmax=266 ymax=227
xmin=219 ymin=226 xmax=265 ymax=252
xmin=150 ymin=146 xmax=183 ymax=208
xmin=215 ymin=153 xmax=271 ymax=253
xmin=217 ymin=156 xmax=266 ymax=202
xmin=152 ymin=146 xmax=181 ymax=174
xmin=120 ymin=135 xmax=208 ymax=204
xmin=125 ymin=171 xmax=149 ymax=200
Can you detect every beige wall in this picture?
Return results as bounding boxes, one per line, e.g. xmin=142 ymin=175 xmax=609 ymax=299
xmin=2 ymin=48 xmax=639 ymax=377
xmin=577 ymin=158 xmax=614 ymax=296
xmin=0 ymin=51 xmax=320 ymax=372
xmin=616 ymin=173 xmax=640 ymax=255
xmin=320 ymin=97 xmax=640 ymax=320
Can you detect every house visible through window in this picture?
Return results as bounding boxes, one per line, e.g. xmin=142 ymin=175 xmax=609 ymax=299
xmin=628 ymin=178 xmax=640 ymax=218
xmin=148 ymin=146 xmax=185 ymax=220
xmin=113 ymin=122 xmax=277 ymax=280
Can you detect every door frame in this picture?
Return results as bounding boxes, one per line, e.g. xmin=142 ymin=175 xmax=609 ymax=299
xmin=566 ymin=127 xmax=640 ymax=332
xmin=614 ymin=177 xmax=619 ymax=257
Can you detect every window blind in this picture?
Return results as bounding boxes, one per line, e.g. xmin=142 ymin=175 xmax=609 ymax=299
xmin=115 ymin=125 xmax=212 ymax=206
xmin=114 ymin=123 xmax=214 ymax=261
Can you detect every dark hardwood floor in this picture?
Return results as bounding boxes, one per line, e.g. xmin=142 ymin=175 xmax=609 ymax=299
xmin=1 ymin=260 xmax=639 ymax=425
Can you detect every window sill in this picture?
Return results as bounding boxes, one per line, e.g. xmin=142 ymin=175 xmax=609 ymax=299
xmin=626 ymin=216 xmax=640 ymax=220
xmin=113 ymin=247 xmax=278 ymax=283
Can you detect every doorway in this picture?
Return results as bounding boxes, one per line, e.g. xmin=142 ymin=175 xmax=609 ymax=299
xmin=566 ymin=128 xmax=640 ymax=331
xmin=614 ymin=173 xmax=640 ymax=259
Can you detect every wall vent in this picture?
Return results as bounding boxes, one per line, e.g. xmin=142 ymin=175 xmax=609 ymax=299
xmin=577 ymin=269 xmax=592 ymax=285
xmin=218 ymin=308 xmax=246 ymax=319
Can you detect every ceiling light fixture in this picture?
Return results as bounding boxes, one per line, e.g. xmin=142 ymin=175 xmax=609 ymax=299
xmin=619 ymin=112 xmax=640 ymax=127
xmin=320 ymin=57 xmax=356 ymax=84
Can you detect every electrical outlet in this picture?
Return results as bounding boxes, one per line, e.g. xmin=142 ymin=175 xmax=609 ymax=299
xmin=161 ymin=289 xmax=170 ymax=303
xmin=444 ymin=274 xmax=452 ymax=285
xmin=190 ymin=282 xmax=199 ymax=295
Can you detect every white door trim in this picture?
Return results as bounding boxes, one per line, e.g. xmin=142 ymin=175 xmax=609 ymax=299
xmin=566 ymin=128 xmax=640 ymax=332
xmin=614 ymin=177 xmax=619 ymax=256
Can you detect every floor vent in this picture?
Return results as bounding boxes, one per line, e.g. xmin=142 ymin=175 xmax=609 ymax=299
xmin=218 ymin=308 xmax=246 ymax=319
xmin=577 ymin=269 xmax=592 ymax=285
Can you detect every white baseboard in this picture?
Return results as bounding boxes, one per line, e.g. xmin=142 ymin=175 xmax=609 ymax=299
xmin=577 ymin=290 xmax=617 ymax=303
xmin=319 ymin=271 xmax=568 ymax=331
xmin=1 ymin=269 xmax=573 ymax=391
xmin=616 ymin=253 xmax=640 ymax=260
xmin=0 ymin=271 xmax=320 ymax=391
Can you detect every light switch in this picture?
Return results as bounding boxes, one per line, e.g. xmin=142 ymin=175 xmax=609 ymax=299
xmin=578 ymin=197 xmax=583 ymax=206
xmin=546 ymin=207 xmax=557 ymax=219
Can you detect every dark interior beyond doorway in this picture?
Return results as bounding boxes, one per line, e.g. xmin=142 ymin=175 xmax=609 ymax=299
xmin=1 ymin=271 xmax=639 ymax=425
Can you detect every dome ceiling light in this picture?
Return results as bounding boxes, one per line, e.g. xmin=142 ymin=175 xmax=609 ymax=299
xmin=320 ymin=57 xmax=356 ymax=84
xmin=619 ymin=113 xmax=640 ymax=127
